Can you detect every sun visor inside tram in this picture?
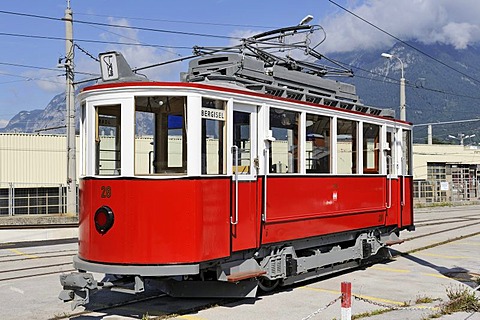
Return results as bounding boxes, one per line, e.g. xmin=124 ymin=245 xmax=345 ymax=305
xmin=98 ymin=51 xmax=147 ymax=83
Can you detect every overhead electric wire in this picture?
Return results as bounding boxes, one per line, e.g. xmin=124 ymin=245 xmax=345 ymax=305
xmin=82 ymin=23 xmax=183 ymax=57
xmin=0 ymin=31 xmax=193 ymax=50
xmin=2 ymin=7 xmax=479 ymax=109
xmin=328 ymin=0 xmax=480 ymax=86
xmin=0 ymin=9 xmax=239 ymax=40
xmin=324 ymin=56 xmax=480 ymax=102
xmin=74 ymin=12 xmax=275 ymax=29
xmin=0 ymin=61 xmax=97 ymax=77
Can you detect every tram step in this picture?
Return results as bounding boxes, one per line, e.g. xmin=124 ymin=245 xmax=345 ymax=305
xmin=385 ymin=238 xmax=404 ymax=246
xmin=227 ymin=270 xmax=266 ymax=282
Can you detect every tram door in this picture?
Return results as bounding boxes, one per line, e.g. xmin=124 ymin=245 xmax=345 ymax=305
xmin=231 ymin=104 xmax=259 ymax=252
xmin=385 ymin=127 xmax=399 ymax=226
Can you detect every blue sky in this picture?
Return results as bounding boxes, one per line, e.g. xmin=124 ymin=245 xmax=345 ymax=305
xmin=1 ymin=0 xmax=480 ymax=128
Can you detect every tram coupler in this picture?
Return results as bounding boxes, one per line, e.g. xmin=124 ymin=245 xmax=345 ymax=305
xmin=59 ymin=272 xmax=98 ymax=310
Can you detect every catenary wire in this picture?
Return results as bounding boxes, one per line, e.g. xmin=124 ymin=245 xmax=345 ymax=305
xmin=328 ymin=0 xmax=480 ymax=86
xmin=0 ymin=9 xmax=239 ymax=40
xmin=0 ymin=31 xmax=193 ymax=50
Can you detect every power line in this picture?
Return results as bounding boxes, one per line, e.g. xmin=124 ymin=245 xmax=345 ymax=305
xmin=0 ymin=60 xmax=96 ymax=77
xmin=0 ymin=31 xmax=193 ymax=50
xmin=325 ymin=57 xmax=480 ymax=102
xmin=0 ymin=61 xmax=61 ymax=72
xmin=83 ymin=23 xmax=182 ymax=57
xmin=75 ymin=12 xmax=275 ymax=29
xmin=328 ymin=0 xmax=480 ymax=86
xmin=0 ymin=9 xmax=239 ymax=40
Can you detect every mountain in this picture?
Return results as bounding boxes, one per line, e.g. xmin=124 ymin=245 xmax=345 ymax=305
xmin=0 ymin=90 xmax=78 ymax=134
xmin=326 ymin=42 xmax=480 ymax=143
xmin=3 ymin=42 xmax=480 ymax=143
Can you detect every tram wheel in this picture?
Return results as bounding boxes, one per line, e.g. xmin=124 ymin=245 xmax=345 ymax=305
xmin=258 ymin=277 xmax=280 ymax=292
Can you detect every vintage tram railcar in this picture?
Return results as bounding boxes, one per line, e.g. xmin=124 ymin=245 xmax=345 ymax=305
xmin=60 ymin=28 xmax=414 ymax=307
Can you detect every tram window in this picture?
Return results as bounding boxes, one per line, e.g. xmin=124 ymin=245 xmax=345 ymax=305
xmin=201 ymin=98 xmax=226 ymax=175
xmin=403 ymin=129 xmax=412 ymax=175
xmin=363 ymin=123 xmax=380 ymax=174
xmin=134 ymin=96 xmax=187 ymax=175
xmin=96 ymin=105 xmax=121 ymax=175
xmin=269 ymin=108 xmax=299 ymax=173
xmin=386 ymin=130 xmax=394 ymax=175
xmin=233 ymin=111 xmax=251 ymax=174
xmin=305 ymin=114 xmax=331 ymax=173
xmin=337 ymin=118 xmax=358 ymax=174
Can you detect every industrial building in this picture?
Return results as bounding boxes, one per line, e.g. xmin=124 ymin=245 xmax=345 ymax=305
xmin=1 ymin=133 xmax=479 ymax=216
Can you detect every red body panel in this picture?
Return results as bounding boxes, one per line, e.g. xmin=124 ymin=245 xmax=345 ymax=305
xmin=79 ymin=175 xmax=413 ymax=266
xmin=401 ymin=177 xmax=414 ymax=227
xmin=79 ymin=178 xmax=231 ymax=264
xmin=262 ymin=176 xmax=389 ymax=243
xmin=231 ymin=181 xmax=261 ymax=252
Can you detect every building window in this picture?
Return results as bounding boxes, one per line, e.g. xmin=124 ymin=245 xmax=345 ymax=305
xmin=201 ymin=98 xmax=226 ymax=175
xmin=269 ymin=108 xmax=299 ymax=173
xmin=337 ymin=118 xmax=357 ymax=174
xmin=134 ymin=96 xmax=187 ymax=175
xmin=305 ymin=114 xmax=331 ymax=173
xmin=363 ymin=123 xmax=380 ymax=174
xmin=96 ymin=105 xmax=121 ymax=175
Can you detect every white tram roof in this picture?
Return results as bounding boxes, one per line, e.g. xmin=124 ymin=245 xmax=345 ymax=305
xmin=81 ymin=80 xmax=411 ymax=127
xmin=82 ymin=52 xmax=411 ymax=126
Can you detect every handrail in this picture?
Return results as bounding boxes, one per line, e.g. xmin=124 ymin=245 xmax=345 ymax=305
xmin=386 ymin=155 xmax=392 ymax=209
xmin=263 ymin=148 xmax=268 ymax=222
xmin=401 ymin=156 xmax=406 ymax=206
xmin=231 ymin=145 xmax=239 ymax=225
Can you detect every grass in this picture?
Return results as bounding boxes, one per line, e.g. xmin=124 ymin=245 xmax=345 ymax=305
xmin=351 ymin=308 xmax=393 ymax=319
xmin=415 ymin=295 xmax=437 ymax=304
xmin=424 ymin=285 xmax=480 ymax=319
xmin=442 ymin=286 xmax=480 ymax=314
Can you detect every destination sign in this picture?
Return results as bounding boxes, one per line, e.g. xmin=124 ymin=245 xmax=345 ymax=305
xmin=201 ymin=108 xmax=225 ymax=121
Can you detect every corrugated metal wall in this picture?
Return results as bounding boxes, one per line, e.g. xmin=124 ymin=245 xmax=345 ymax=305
xmin=0 ymin=133 xmax=79 ymax=186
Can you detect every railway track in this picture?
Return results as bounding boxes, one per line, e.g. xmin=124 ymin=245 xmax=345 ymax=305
xmin=2 ymin=207 xmax=480 ymax=320
xmin=0 ymin=245 xmax=76 ymax=282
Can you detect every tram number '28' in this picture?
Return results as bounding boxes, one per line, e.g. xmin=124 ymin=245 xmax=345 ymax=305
xmin=101 ymin=186 xmax=112 ymax=198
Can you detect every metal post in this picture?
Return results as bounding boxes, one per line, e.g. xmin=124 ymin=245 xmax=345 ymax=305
xmin=65 ymin=1 xmax=77 ymax=214
xmin=341 ymin=282 xmax=352 ymax=320
xmin=400 ymin=76 xmax=406 ymax=121
xmin=427 ymin=125 xmax=432 ymax=145
xmin=381 ymin=53 xmax=406 ymax=121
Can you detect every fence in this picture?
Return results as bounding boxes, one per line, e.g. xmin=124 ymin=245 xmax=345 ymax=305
xmin=0 ymin=183 xmax=73 ymax=216
xmin=413 ymin=177 xmax=479 ymax=205
xmin=1 ymin=179 xmax=477 ymax=216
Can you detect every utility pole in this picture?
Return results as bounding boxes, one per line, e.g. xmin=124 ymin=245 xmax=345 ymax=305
xmin=65 ymin=0 xmax=77 ymax=214
xmin=381 ymin=53 xmax=406 ymax=121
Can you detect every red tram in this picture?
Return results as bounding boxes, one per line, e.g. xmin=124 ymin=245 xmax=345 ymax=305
xmin=60 ymin=25 xmax=414 ymax=307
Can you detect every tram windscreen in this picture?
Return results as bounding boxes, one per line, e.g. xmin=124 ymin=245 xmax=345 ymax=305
xmin=134 ymin=96 xmax=187 ymax=175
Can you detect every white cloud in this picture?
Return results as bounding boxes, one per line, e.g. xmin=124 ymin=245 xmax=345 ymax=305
xmin=228 ymin=29 xmax=263 ymax=47
xmin=318 ymin=0 xmax=480 ymax=53
xmin=23 ymin=69 xmax=65 ymax=93
xmin=98 ymin=18 xmax=184 ymax=81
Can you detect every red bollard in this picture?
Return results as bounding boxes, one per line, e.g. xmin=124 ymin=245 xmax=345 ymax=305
xmin=341 ymin=282 xmax=352 ymax=320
